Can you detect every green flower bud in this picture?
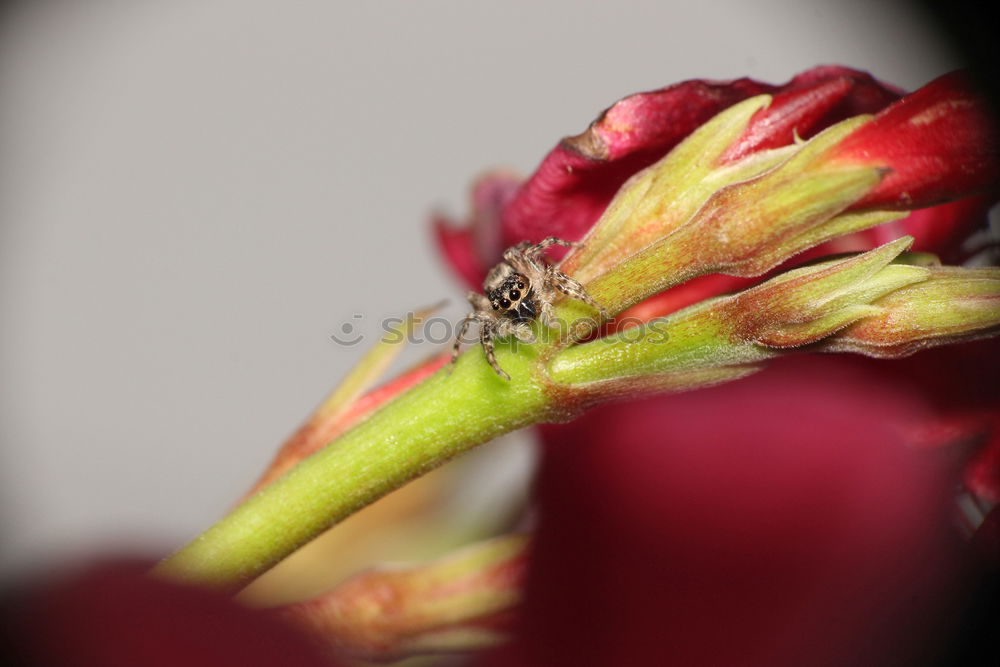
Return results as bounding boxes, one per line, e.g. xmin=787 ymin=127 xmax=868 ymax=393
xmin=824 ymin=266 xmax=1000 ymax=357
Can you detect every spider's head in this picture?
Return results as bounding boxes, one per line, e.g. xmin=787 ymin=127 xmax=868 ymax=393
xmin=487 ymin=273 xmax=536 ymax=321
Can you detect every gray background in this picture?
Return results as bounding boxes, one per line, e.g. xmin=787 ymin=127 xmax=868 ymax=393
xmin=0 ymin=1 xmax=957 ymax=572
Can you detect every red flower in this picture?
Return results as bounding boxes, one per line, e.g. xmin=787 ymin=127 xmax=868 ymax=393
xmin=434 ymin=67 xmax=1000 ymax=664
xmin=1 ymin=560 xmax=341 ymax=666
xmin=436 ymin=67 xmax=997 ymax=291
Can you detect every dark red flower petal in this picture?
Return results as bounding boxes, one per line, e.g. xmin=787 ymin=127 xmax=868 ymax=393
xmin=608 ymin=273 xmax=756 ymax=325
xmin=869 ymin=340 xmax=1000 ymax=443
xmin=970 ymin=505 xmax=1000 ymax=563
xmin=722 ymin=68 xmax=902 ymax=163
xmin=834 ymin=70 xmax=1000 ymax=211
xmin=965 ymin=429 xmax=1000 ymax=503
xmin=435 ymin=69 xmax=997 ymax=326
xmin=500 ymin=67 xmax=902 ymax=257
xmin=433 ymin=216 xmax=483 ymax=290
xmin=1 ymin=560 xmax=338 ymax=667
xmin=849 ymin=194 xmax=997 ymax=263
xmin=434 ymin=67 xmax=907 ymax=287
xmin=499 ymin=355 xmax=971 ymax=667
xmin=785 ymin=64 xmax=906 ymax=119
xmin=433 ymin=172 xmax=521 ymax=289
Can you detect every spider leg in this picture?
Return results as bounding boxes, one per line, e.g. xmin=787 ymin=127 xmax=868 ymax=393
xmin=480 ymin=321 xmax=510 ymax=381
xmin=498 ymin=318 xmax=535 ymax=343
xmin=513 ymin=322 xmax=535 ymax=342
xmin=451 ymin=293 xmax=492 ymax=370
xmin=528 ymin=237 xmax=578 ymax=257
xmin=539 ymin=299 xmax=557 ymax=328
xmin=505 ymin=237 xmax=578 ymax=266
xmin=467 ymin=291 xmax=492 ymax=311
xmin=548 ymin=268 xmax=609 ymax=320
xmin=450 ymin=315 xmax=474 ymax=371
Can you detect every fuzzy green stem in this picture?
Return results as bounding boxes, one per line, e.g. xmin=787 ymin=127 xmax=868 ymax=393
xmin=549 ymin=302 xmax=766 ymax=384
xmin=155 ymin=302 xmax=753 ymax=591
xmin=155 ymin=245 xmax=952 ymax=592
xmin=155 ymin=342 xmax=553 ymax=591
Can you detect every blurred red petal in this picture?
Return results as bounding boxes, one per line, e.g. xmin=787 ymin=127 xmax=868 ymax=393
xmin=965 ymin=430 xmax=1000 ymax=503
xmin=434 ymin=171 xmax=521 ymax=288
xmin=970 ymin=506 xmax=1000 ymax=563
xmin=501 ymin=356 xmax=967 ymax=666
xmin=432 ymin=215 xmax=483 ymax=289
xmin=874 ymin=340 xmax=1000 ymax=435
xmin=609 ymin=273 xmax=755 ymax=325
xmin=831 ymin=194 xmax=994 ymax=264
xmin=2 ymin=560 xmax=338 ymax=666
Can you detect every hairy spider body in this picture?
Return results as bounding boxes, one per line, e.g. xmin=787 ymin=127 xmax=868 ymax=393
xmin=452 ymin=237 xmax=607 ymax=380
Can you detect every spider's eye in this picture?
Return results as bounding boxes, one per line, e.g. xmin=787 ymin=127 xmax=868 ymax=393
xmin=492 ymin=302 xmax=499 ymax=310
xmin=500 ymin=298 xmax=511 ymax=309
xmin=509 ymin=289 xmax=521 ymax=301
xmin=517 ymin=281 xmax=525 ymax=290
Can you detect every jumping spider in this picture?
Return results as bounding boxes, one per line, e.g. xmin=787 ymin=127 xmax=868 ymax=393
xmin=451 ymin=237 xmax=607 ymax=380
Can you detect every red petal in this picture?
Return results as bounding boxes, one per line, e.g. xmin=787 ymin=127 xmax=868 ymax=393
xmin=433 ymin=67 xmax=906 ymax=282
xmin=787 ymin=65 xmax=906 ymax=118
xmin=432 ymin=68 xmax=994 ymax=344
xmin=4 ymin=560 xmax=339 ymax=666
xmin=502 ymin=355 xmax=974 ymax=666
xmin=834 ymin=71 xmax=1000 ymax=211
xmin=723 ymin=67 xmax=903 ymax=163
xmin=854 ymin=194 xmax=997 ymax=262
xmin=432 ymin=214 xmax=483 ymax=289
xmin=433 ymin=171 xmax=521 ymax=289
xmin=608 ymin=273 xmax=755 ymax=325
xmin=499 ymin=79 xmax=776 ymax=252
xmin=965 ymin=429 xmax=1000 ymax=503
xmin=500 ymin=67 xmax=902 ymax=256
xmin=970 ymin=505 xmax=1000 ymax=563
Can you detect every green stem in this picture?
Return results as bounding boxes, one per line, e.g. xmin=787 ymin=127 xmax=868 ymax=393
xmin=549 ymin=302 xmax=767 ymax=384
xmin=156 ymin=301 xmax=756 ymax=592
xmin=155 ymin=340 xmax=553 ymax=591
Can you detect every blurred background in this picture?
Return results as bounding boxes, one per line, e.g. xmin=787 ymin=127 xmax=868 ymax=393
xmin=0 ymin=0 xmax=963 ymax=579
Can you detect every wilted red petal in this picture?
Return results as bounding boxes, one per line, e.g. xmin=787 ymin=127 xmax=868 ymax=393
xmin=497 ymin=77 xmax=769 ymax=257
xmin=500 ymin=67 xmax=902 ymax=256
xmin=720 ymin=78 xmax=855 ymax=162
xmin=722 ymin=68 xmax=902 ymax=163
xmin=786 ymin=64 xmax=906 ymax=118
xmin=433 ymin=67 xmax=914 ymax=295
xmin=2 ymin=560 xmax=338 ymax=666
xmin=834 ymin=71 xmax=1000 ymax=211
xmin=435 ymin=68 xmax=994 ymax=301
